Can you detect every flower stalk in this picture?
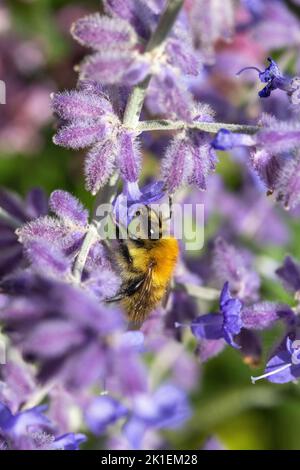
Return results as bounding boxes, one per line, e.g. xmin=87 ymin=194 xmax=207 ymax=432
xmin=136 ymin=120 xmax=260 ymax=134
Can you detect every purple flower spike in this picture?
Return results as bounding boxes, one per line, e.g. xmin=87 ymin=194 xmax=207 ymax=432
xmin=117 ymin=132 xmax=141 ymax=183
xmin=103 ymin=0 xmax=158 ymax=40
xmin=85 ymin=139 xmax=117 ymax=195
xmin=166 ymin=31 xmax=201 ymax=77
xmin=53 ymin=120 xmax=107 ymax=150
xmin=71 ymin=8 xmax=152 ymax=87
xmin=288 ymin=77 xmax=300 ymax=106
xmin=21 ymin=319 xmax=85 ymax=359
xmin=257 ymin=114 xmax=300 ymax=155
xmin=51 ymin=90 xmax=113 ymax=120
xmin=0 ymin=188 xmax=49 ymax=279
xmin=80 ymin=51 xmax=149 ymax=86
xmin=49 ymin=190 xmax=88 ymax=227
xmin=85 ymin=396 xmax=128 ymax=435
xmin=237 ymin=57 xmax=294 ymax=100
xmin=1 ymin=273 xmax=124 ymax=389
xmin=211 ymin=129 xmax=256 ymax=151
xmin=53 ymin=82 xmax=143 ymax=193
xmin=52 ymin=86 xmax=112 ymax=151
xmin=161 ymin=138 xmax=189 ymax=193
xmin=147 ymin=69 xmax=194 ymax=122
xmin=212 ymin=116 xmax=300 ymax=205
xmin=24 ymin=239 xmax=71 ymax=278
xmin=71 ymin=14 xmax=137 ymax=50
xmin=17 ymin=215 xmax=81 ymax=264
xmin=242 ymin=302 xmax=294 ymax=331
xmin=212 ymin=237 xmax=260 ymax=302
xmin=17 ymin=216 xmax=76 ymax=249
xmin=274 ymin=152 xmax=300 ymax=210
xmin=162 ymin=105 xmax=217 ymax=193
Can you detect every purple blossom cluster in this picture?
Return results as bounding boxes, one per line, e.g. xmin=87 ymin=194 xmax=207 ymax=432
xmin=2 ymin=0 xmax=300 ymax=451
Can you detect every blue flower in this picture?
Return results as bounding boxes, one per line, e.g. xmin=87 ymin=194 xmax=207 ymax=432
xmin=220 ymin=282 xmax=244 ymax=348
xmin=191 ymin=282 xmax=243 ymax=349
xmin=0 ymin=402 xmax=86 ymax=450
xmin=84 ymin=383 xmax=190 ymax=450
xmin=85 ymin=395 xmax=128 ymax=435
xmin=190 ymin=281 xmax=293 ymax=356
xmin=52 ymin=433 xmax=87 ymax=450
xmin=114 ymin=180 xmax=166 ymax=228
xmin=211 ymin=129 xmax=255 ymax=151
xmin=251 ymin=335 xmax=300 ymax=384
xmin=124 ymin=384 xmax=191 ymax=449
xmin=237 ymin=57 xmax=295 ymax=100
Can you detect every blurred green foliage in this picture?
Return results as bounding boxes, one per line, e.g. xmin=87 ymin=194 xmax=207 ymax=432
xmin=2 ymin=0 xmax=300 ymax=450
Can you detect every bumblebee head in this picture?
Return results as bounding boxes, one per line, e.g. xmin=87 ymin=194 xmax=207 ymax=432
xmin=127 ymin=199 xmax=173 ymax=243
xmin=127 ymin=205 xmax=162 ymax=241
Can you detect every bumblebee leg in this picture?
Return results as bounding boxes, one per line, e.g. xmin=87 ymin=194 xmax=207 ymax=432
xmin=105 ymin=292 xmax=126 ymax=303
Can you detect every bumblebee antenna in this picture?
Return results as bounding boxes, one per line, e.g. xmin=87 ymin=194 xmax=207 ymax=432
xmin=110 ymin=210 xmax=128 ymax=240
xmin=161 ymin=195 xmax=173 ymax=223
xmin=169 ymin=195 xmax=173 ymax=220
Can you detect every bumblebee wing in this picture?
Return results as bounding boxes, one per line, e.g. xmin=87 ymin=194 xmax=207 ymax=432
xmin=132 ymin=262 xmax=154 ymax=315
xmin=105 ymin=292 xmax=126 ymax=303
xmin=161 ymin=282 xmax=171 ymax=309
xmin=105 ymin=276 xmax=145 ymax=303
xmin=106 ymin=263 xmax=154 ymax=313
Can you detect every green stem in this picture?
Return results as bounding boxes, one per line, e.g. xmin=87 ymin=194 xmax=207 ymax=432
xmin=136 ymin=120 xmax=260 ymax=134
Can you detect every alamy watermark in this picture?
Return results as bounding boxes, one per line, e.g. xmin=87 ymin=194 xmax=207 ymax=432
xmin=0 ymin=339 xmax=6 ymax=364
xmin=0 ymin=80 xmax=6 ymax=104
xmin=95 ymin=201 xmax=205 ymax=251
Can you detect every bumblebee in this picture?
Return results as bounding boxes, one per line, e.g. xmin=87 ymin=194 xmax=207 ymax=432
xmin=106 ymin=203 xmax=179 ymax=324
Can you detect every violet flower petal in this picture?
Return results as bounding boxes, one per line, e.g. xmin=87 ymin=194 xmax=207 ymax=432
xmin=71 ymin=13 xmax=137 ymax=50
xmin=49 ymin=190 xmax=88 ymax=227
xmin=85 ymin=396 xmax=128 ymax=435
xmin=191 ymin=314 xmax=223 ymax=340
